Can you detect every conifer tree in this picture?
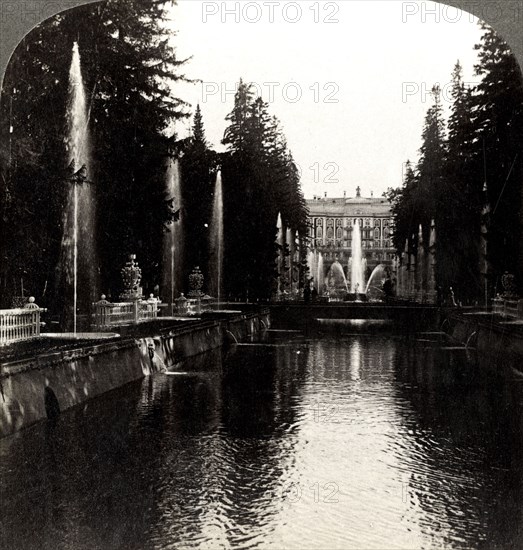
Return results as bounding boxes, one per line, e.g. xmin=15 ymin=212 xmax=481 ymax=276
xmin=181 ymin=105 xmax=215 ymax=285
xmin=471 ymin=23 xmax=523 ymax=291
xmin=0 ymin=0 xmax=189 ymax=304
xmin=386 ymin=160 xmax=419 ymax=255
xmin=440 ymin=61 xmax=482 ymax=300
xmin=221 ymin=80 xmax=307 ymax=300
xmin=418 ymin=85 xmax=446 ymax=232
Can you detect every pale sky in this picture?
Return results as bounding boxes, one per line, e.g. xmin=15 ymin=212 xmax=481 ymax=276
xmin=166 ymin=0 xmax=484 ymax=199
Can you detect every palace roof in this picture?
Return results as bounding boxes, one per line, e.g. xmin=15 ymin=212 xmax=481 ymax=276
xmin=306 ymin=195 xmax=392 ymax=217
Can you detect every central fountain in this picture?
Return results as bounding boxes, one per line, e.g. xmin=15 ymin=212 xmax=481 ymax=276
xmin=350 ymin=221 xmax=366 ymax=295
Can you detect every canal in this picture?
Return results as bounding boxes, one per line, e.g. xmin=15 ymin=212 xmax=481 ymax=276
xmin=1 ymin=323 xmax=523 ymax=549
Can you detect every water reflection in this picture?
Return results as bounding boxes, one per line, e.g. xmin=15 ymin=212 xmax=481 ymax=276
xmin=1 ymin=330 xmax=523 ymax=549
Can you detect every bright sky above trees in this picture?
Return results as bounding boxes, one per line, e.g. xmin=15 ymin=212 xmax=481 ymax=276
xmin=169 ymin=0 xmax=485 ymax=198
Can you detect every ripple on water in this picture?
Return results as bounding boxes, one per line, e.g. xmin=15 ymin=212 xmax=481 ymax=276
xmin=1 ymin=334 xmax=522 ymax=549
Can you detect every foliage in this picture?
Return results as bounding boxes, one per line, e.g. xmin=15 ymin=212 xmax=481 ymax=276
xmin=0 ymin=0 xmax=189 ymax=307
xmin=221 ymin=81 xmax=308 ymax=301
xmin=389 ymin=23 xmax=523 ymax=301
xmin=180 ymin=105 xmax=217 ymax=289
xmin=472 ymin=23 xmax=523 ymax=292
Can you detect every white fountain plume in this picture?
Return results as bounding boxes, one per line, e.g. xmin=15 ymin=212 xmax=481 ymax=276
xmin=286 ymin=227 xmax=293 ymax=293
xmin=350 ymin=221 xmax=365 ymax=293
xmin=307 ymin=249 xmax=315 ymax=287
xmin=326 ymin=260 xmax=349 ymax=299
xmin=61 ymin=41 xmax=98 ymax=333
xmin=209 ymin=171 xmax=224 ymax=303
xmin=162 ymin=158 xmax=184 ymax=314
xmin=276 ymin=213 xmax=284 ymax=295
xmin=317 ymin=252 xmax=324 ymax=294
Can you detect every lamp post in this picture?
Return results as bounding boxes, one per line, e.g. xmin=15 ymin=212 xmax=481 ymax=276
xmin=67 ymin=162 xmax=90 ymax=335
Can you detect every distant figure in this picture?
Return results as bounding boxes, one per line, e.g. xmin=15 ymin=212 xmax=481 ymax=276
xmin=311 ymin=286 xmax=318 ymax=302
xmin=383 ymin=277 xmax=393 ymax=298
xmin=449 ymin=287 xmax=457 ymax=307
xmin=304 ymin=280 xmax=311 ymax=303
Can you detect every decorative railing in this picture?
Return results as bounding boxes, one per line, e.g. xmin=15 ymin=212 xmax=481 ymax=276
xmin=0 ymin=298 xmax=46 ymax=346
xmin=171 ymin=294 xmax=215 ymax=316
xmin=93 ymin=295 xmax=160 ymax=329
xmin=492 ymin=297 xmax=523 ymax=319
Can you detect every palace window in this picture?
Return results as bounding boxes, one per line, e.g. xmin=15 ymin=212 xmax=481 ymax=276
xmin=317 ymin=227 xmax=323 ymax=238
xmin=374 ymin=228 xmax=380 ymax=239
xmin=336 ymin=227 xmax=343 ymax=239
xmin=327 ymin=227 xmax=334 ymax=239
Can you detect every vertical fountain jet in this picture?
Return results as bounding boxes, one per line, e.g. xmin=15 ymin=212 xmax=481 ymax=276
xmin=162 ymin=158 xmax=184 ymax=314
xmin=307 ymin=249 xmax=316 ymax=289
xmin=350 ymin=221 xmax=365 ymax=293
xmin=61 ymin=41 xmax=98 ymax=332
xmin=317 ymin=252 xmax=324 ymax=294
xmin=209 ymin=171 xmax=224 ymax=303
xmin=276 ymin=213 xmax=284 ymax=296
xmin=286 ymin=227 xmax=294 ymax=294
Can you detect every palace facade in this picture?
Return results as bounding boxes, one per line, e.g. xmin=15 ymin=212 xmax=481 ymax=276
xmin=307 ymin=187 xmax=396 ymax=278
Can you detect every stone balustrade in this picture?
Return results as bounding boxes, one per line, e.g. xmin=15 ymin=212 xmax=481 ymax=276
xmin=0 ymin=298 xmax=46 ymax=346
xmin=492 ymin=297 xmax=523 ymax=319
xmin=93 ymin=295 xmax=160 ymax=329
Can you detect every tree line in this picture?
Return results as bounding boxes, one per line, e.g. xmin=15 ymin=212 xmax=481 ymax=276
xmin=0 ymin=0 xmax=308 ymax=312
xmin=387 ymin=23 xmax=523 ymax=303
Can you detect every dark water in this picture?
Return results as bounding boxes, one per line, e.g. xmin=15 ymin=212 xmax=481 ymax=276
xmin=2 ymin=325 xmax=523 ymax=550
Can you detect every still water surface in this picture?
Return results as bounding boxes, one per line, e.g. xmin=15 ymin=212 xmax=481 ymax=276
xmin=1 ymin=326 xmax=523 ymax=549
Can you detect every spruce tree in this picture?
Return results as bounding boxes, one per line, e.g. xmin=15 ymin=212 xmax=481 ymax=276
xmin=386 ymin=160 xmax=419 ymax=256
xmin=472 ymin=23 xmax=523 ymax=291
xmin=441 ymin=61 xmax=482 ymax=301
xmin=0 ymin=0 xmax=190 ymax=304
xmin=418 ymin=85 xmax=446 ymax=230
xmin=221 ymin=80 xmax=307 ymax=300
xmin=181 ymin=105 xmax=215 ymax=287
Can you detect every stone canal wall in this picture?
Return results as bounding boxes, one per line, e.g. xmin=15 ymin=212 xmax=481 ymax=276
xmin=0 ymin=310 xmax=270 ymax=438
xmin=444 ymin=310 xmax=523 ymax=374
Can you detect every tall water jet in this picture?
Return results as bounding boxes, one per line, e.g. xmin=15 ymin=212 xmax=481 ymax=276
xmin=61 ymin=42 xmax=98 ymax=333
xmin=350 ymin=221 xmax=365 ymax=293
xmin=209 ymin=171 xmax=224 ymax=303
xmin=286 ymin=227 xmax=294 ymax=293
xmin=317 ymin=252 xmax=324 ymax=294
xmin=416 ymin=224 xmax=425 ymax=302
xmin=307 ymin=249 xmax=316 ymax=289
xmin=276 ymin=213 xmax=284 ymax=295
xmin=161 ymin=158 xmax=184 ymax=314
